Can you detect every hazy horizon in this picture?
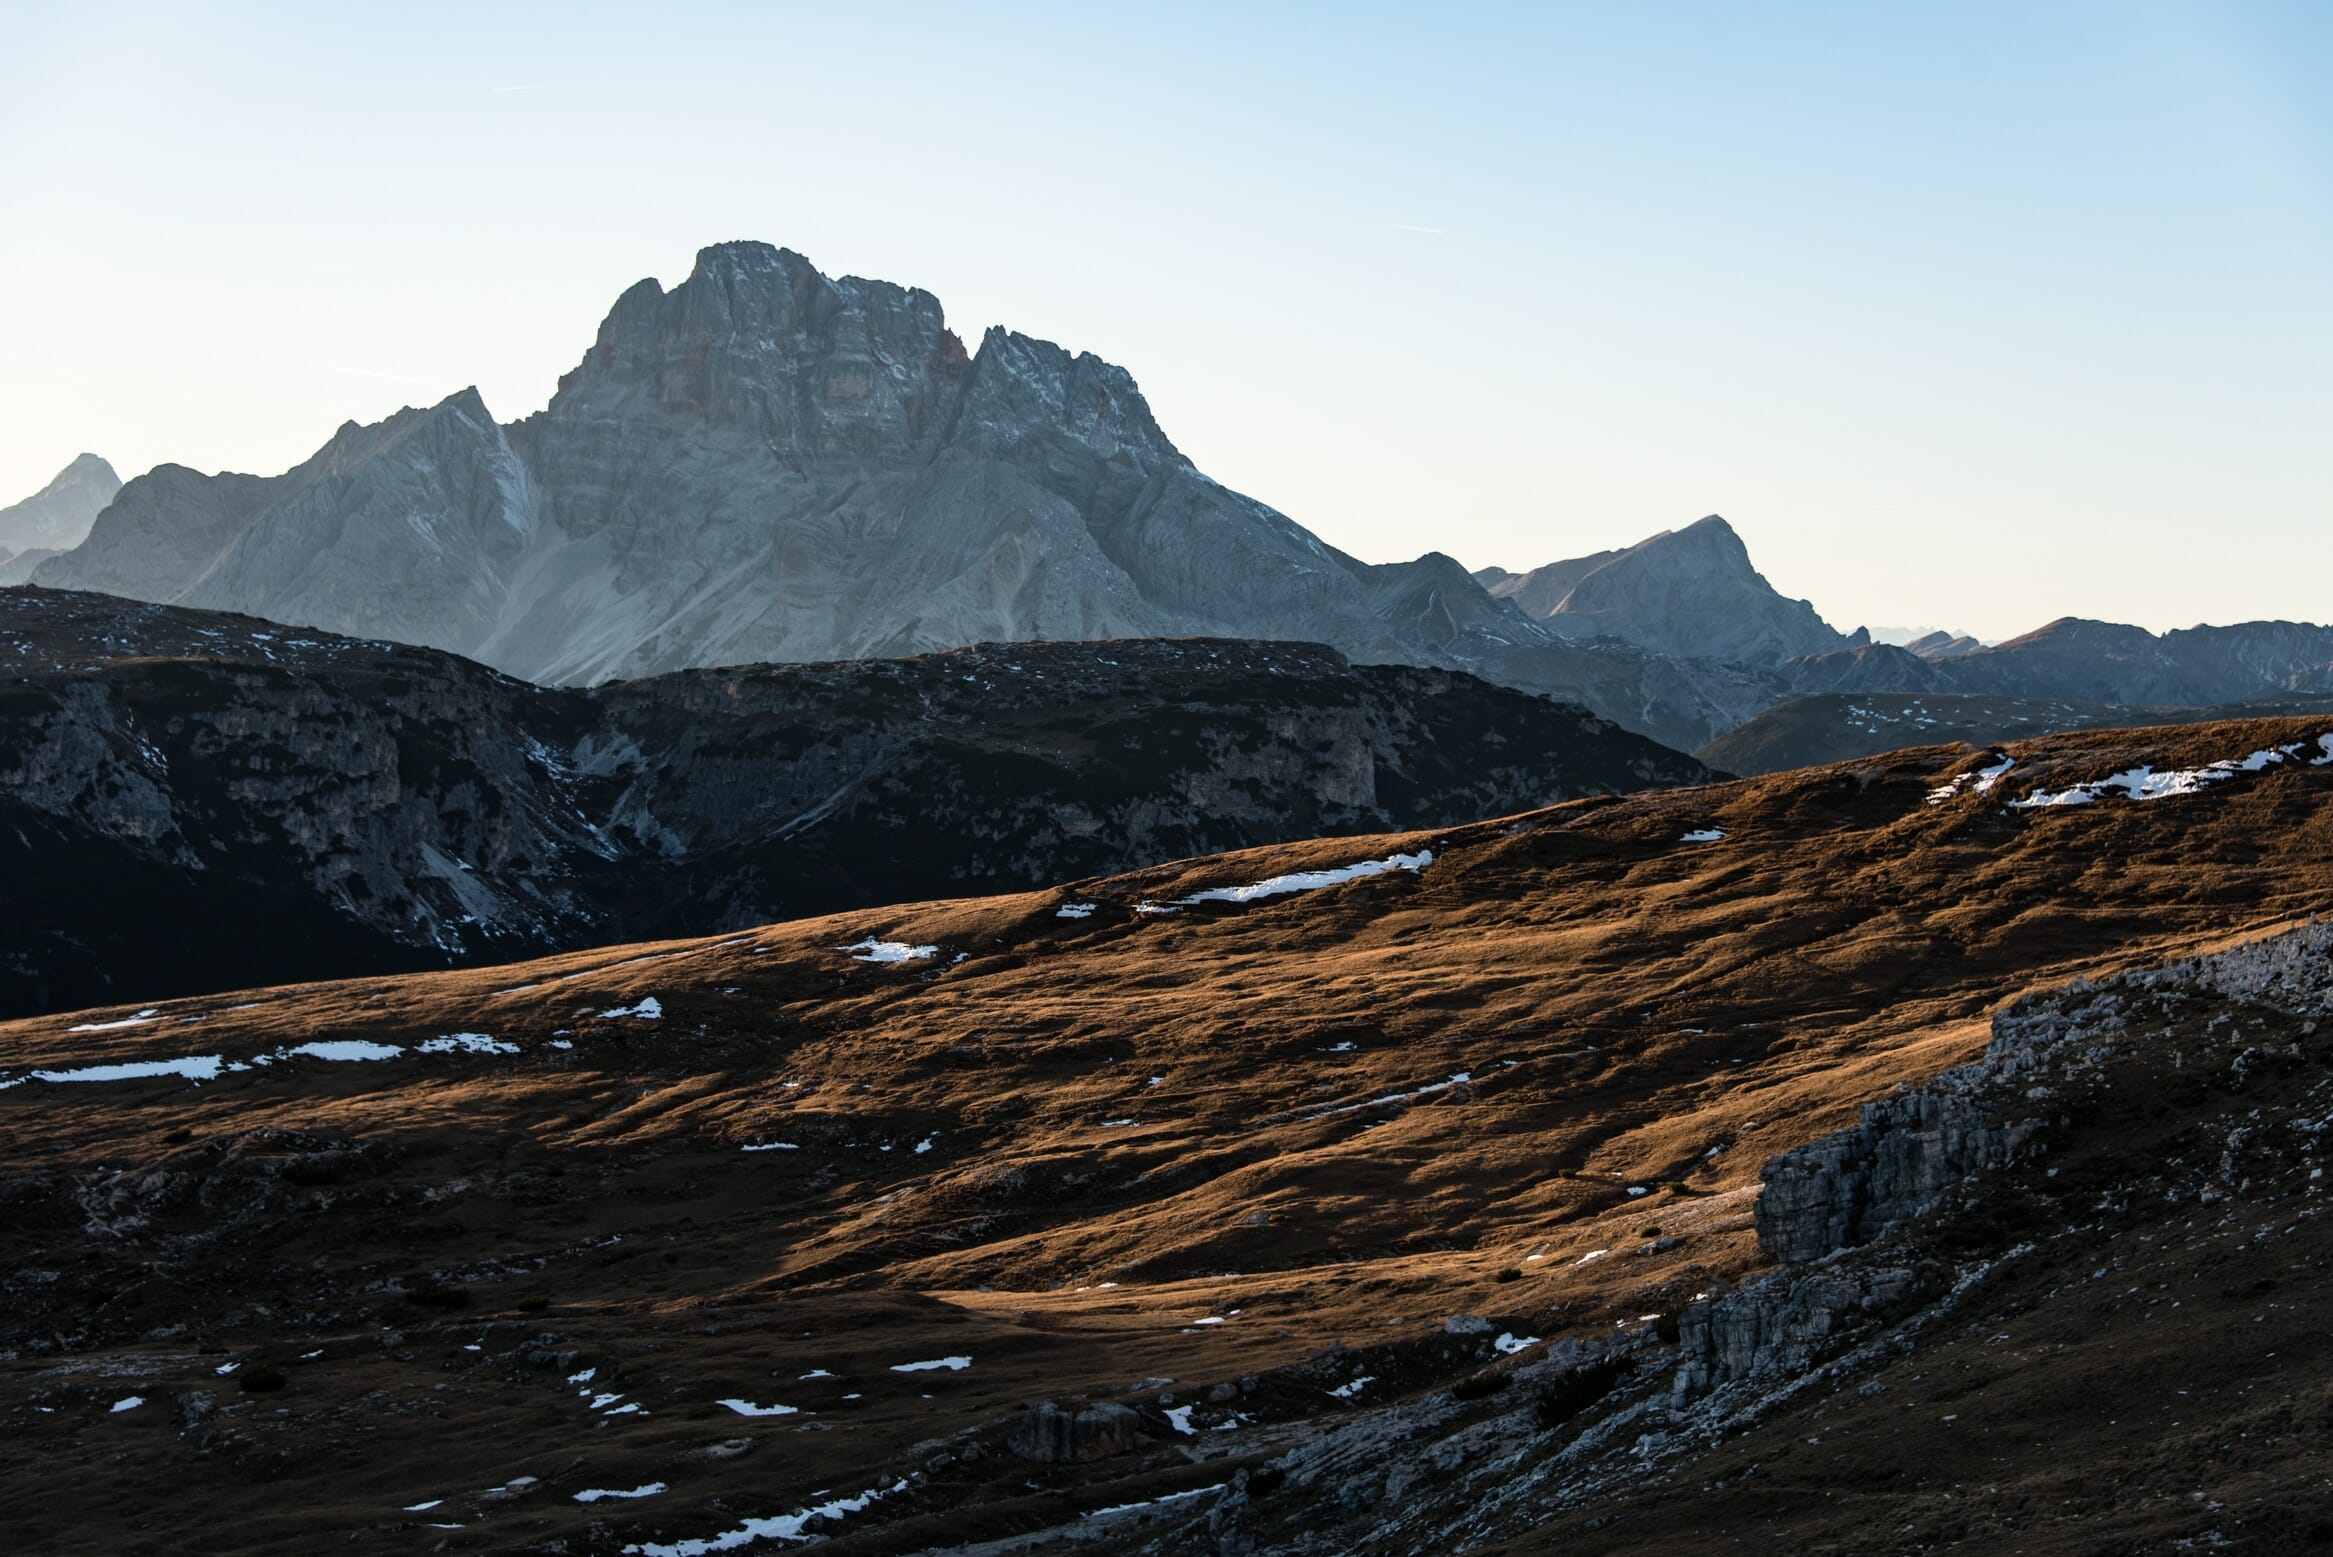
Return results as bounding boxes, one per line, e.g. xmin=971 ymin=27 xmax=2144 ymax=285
xmin=4 ymin=1 xmax=2328 ymax=642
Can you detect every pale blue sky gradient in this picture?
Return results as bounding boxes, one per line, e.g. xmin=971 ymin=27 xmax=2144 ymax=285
xmin=2 ymin=1 xmax=2327 ymax=640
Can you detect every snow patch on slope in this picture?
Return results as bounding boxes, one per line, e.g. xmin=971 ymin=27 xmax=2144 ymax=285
xmin=842 ymin=939 xmax=937 ymax=963
xmin=2011 ymin=740 xmax=2316 ymax=809
xmin=1137 ymin=850 xmax=1432 ymax=913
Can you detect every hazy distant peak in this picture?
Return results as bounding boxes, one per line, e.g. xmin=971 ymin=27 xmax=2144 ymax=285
xmin=0 ymin=452 xmax=123 ymax=556
xmin=1478 ymin=512 xmax=1844 ymax=664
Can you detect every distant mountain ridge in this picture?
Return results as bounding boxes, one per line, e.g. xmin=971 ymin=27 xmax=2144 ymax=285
xmin=28 ymin=242 xmax=1790 ymax=750
xmin=14 ymin=242 xmax=2333 ymax=747
xmin=1475 ymin=514 xmax=1860 ymax=663
xmin=0 ymin=453 xmax=119 ymax=584
xmin=1776 ymin=616 xmax=2333 ymax=710
xmin=1700 ymin=687 xmax=2333 ymax=774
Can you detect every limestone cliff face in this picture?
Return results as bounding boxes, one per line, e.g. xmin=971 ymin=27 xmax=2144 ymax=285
xmin=0 ymin=588 xmax=1713 ymax=1017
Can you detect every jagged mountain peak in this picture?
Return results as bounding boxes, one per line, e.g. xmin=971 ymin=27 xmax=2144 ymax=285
xmin=544 ymin=240 xmax=967 ymax=467
xmin=15 ymin=240 xmax=1829 ymax=747
xmin=948 ymin=325 xmax=1186 ymax=471
xmin=1615 ymin=514 xmax=1757 ymax=570
xmin=1662 ymin=511 xmax=1746 ymax=547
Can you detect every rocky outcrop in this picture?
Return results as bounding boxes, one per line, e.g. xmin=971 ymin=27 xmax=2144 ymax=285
xmin=0 ymin=588 xmax=1713 ymax=1016
xmin=1735 ymin=981 xmax=2125 ymax=1295
xmin=0 ymin=454 xmax=119 ymax=557
xmin=1681 ymin=924 xmax=2333 ymax=1404
xmin=1007 ymin=1401 xmax=1151 ymax=1462
xmin=1751 ymin=1079 xmax=2044 ymax=1262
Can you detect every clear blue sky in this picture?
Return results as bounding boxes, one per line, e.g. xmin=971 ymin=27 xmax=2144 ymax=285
xmin=3 ymin=1 xmax=2328 ymax=640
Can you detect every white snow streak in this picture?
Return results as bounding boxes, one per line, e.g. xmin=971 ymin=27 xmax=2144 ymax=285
xmin=842 ymin=939 xmax=938 ymax=963
xmin=1088 ymin=1483 xmax=1226 ymax=1521
xmin=66 ymin=1009 xmax=162 ymax=1033
xmin=283 ymin=1040 xmax=402 ymax=1063
xmin=623 ymin=1480 xmax=905 ymax=1557
xmin=3 ymin=1055 xmax=226 ymax=1088
xmin=1136 ymin=850 xmax=1433 ymax=914
xmin=1927 ymin=754 xmax=2017 ymax=805
xmin=716 ymin=1398 xmax=800 ymax=1417
xmin=2011 ymin=741 xmax=2314 ymax=809
xmin=417 ymin=1033 xmax=518 ymax=1055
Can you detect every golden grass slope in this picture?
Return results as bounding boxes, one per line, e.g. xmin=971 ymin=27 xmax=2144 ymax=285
xmin=1 ymin=718 xmax=2330 ymax=1554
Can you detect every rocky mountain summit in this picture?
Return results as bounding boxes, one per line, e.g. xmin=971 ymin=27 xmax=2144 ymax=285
xmin=17 ymin=243 xmax=1842 ymax=753
xmin=1475 ymin=514 xmax=1859 ymax=664
xmin=0 ymin=586 xmax=1708 ymax=1017
xmin=21 ymin=243 xmax=2333 ymax=752
xmin=0 ymin=454 xmax=119 ymax=585
xmin=27 ymin=244 xmax=1730 ymax=745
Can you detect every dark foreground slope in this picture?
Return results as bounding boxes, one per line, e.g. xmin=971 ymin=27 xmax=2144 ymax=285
xmin=0 ymin=586 xmax=1706 ymax=1018
xmin=1703 ymin=687 xmax=2333 ymax=774
xmin=3 ymin=719 xmax=2332 ymax=1553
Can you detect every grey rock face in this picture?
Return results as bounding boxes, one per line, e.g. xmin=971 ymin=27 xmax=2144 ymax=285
xmin=1007 ymin=1401 xmax=1150 ymax=1462
xmin=1753 ymin=1086 xmax=2041 ymax=1263
xmin=0 ymin=454 xmax=120 ymax=556
xmin=39 ymin=463 xmax=279 ymax=603
xmin=1750 ymin=980 xmax=2142 ymax=1263
xmin=1474 ymin=548 xmax=1623 ymax=620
